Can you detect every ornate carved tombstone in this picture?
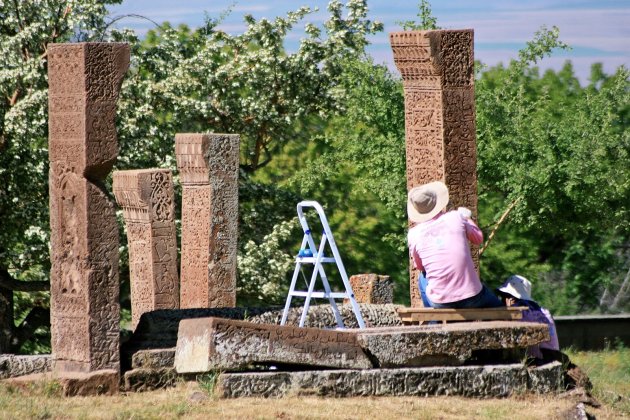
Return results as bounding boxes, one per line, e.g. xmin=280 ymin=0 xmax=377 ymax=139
xmin=48 ymin=43 xmax=129 ymax=372
xmin=175 ymin=133 xmax=240 ymax=308
xmin=390 ymin=30 xmax=478 ymax=306
xmin=112 ymin=169 xmax=179 ymax=329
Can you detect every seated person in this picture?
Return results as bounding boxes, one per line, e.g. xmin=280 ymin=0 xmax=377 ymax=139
xmin=407 ymin=181 xmax=502 ymax=309
xmin=497 ymin=275 xmax=560 ymax=360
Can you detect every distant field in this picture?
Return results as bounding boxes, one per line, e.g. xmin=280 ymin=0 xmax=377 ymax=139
xmin=1 ymin=348 xmax=628 ymax=419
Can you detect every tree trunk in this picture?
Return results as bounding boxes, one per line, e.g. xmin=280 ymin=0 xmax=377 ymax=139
xmin=0 ymin=285 xmax=14 ymax=353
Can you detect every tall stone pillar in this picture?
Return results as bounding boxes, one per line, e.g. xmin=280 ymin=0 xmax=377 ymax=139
xmin=390 ymin=30 xmax=478 ymax=306
xmin=175 ymin=133 xmax=240 ymax=308
xmin=48 ymin=43 xmax=129 ymax=372
xmin=112 ymin=169 xmax=179 ymax=329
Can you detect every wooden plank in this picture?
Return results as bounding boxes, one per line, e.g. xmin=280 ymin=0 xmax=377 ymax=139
xmin=397 ymin=307 xmax=527 ymax=315
xmin=397 ymin=307 xmax=527 ymax=325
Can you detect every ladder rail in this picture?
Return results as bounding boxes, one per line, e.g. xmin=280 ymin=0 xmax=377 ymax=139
xmin=280 ymin=234 xmax=309 ymax=326
xmin=280 ymin=201 xmax=365 ymax=329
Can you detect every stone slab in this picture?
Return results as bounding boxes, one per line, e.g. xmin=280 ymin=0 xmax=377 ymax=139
xmin=354 ymin=321 xmax=550 ymax=367
xmin=217 ymin=362 xmax=563 ymax=398
xmin=124 ymin=367 xmax=177 ymax=392
xmin=55 ymin=369 xmax=120 ymax=396
xmin=0 ymin=354 xmax=52 ymax=379
xmin=2 ymin=369 xmax=119 ymax=396
xmin=174 ymin=317 xmax=372 ymax=373
xmin=122 ymin=305 xmax=402 ymax=354
xmin=250 ymin=304 xmax=403 ymax=330
xmin=131 ymin=348 xmax=175 ymax=369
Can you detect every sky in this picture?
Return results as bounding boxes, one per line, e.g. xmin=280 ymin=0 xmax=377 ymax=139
xmin=107 ymin=0 xmax=629 ymax=84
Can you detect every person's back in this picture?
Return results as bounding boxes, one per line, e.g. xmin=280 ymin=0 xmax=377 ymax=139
xmin=406 ymin=181 xmax=502 ymax=309
xmin=408 ymin=210 xmax=482 ymax=303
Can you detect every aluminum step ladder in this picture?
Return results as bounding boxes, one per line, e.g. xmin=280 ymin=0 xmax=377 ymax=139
xmin=280 ymin=201 xmax=365 ymax=329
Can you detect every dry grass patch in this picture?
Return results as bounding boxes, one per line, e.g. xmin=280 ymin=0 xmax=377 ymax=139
xmin=0 ymin=381 xmax=624 ymax=420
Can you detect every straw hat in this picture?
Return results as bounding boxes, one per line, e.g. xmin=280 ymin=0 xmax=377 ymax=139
xmin=407 ymin=181 xmax=449 ymax=223
xmin=497 ymin=275 xmax=532 ymax=301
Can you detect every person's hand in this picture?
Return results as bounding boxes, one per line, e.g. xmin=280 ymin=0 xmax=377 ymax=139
xmin=457 ymin=207 xmax=472 ymax=219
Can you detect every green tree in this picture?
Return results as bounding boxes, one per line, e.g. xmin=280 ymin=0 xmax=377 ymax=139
xmin=475 ymin=28 xmax=630 ymax=312
xmin=0 ymin=0 xmax=384 ymax=349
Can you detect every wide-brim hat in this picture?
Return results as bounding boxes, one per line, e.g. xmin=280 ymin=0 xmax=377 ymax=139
xmin=497 ymin=275 xmax=532 ymax=301
xmin=407 ymin=181 xmax=449 ymax=223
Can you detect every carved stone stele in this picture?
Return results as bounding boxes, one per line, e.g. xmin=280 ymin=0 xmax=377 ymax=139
xmin=113 ymin=169 xmax=179 ymax=329
xmin=48 ymin=42 xmax=129 ymax=373
xmin=175 ymin=133 xmax=240 ymax=308
xmin=390 ymin=30 xmax=478 ymax=306
xmin=344 ymin=274 xmax=393 ymax=304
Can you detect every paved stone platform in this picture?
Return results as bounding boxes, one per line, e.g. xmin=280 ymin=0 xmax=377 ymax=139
xmin=217 ymin=362 xmax=563 ymax=398
xmin=174 ymin=317 xmax=372 ymax=373
xmin=173 ymin=318 xmax=549 ymax=373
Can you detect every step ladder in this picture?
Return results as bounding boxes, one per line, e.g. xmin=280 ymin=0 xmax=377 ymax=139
xmin=280 ymin=201 xmax=366 ymax=329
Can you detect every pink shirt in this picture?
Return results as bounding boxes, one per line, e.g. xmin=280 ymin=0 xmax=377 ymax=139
xmin=408 ymin=210 xmax=483 ymax=303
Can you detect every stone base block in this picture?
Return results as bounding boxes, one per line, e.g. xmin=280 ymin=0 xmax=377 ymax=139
xmin=174 ymin=317 xmax=371 ymax=373
xmin=0 ymin=354 xmax=52 ymax=379
xmin=345 ymin=274 xmax=393 ymax=304
xmin=55 ymin=369 xmax=120 ymax=396
xmin=217 ymin=362 xmax=563 ymax=398
xmin=131 ymin=348 xmax=176 ymax=369
xmin=124 ymin=367 xmax=178 ymax=392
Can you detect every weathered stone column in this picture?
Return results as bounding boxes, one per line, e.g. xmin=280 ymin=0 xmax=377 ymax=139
xmin=390 ymin=30 xmax=478 ymax=306
xmin=48 ymin=43 xmax=129 ymax=373
xmin=175 ymin=133 xmax=240 ymax=308
xmin=112 ymin=169 xmax=179 ymax=329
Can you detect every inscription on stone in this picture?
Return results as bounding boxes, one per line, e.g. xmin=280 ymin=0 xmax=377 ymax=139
xmin=48 ymin=42 xmax=129 ymax=372
xmin=390 ymin=30 xmax=478 ymax=306
xmin=175 ymin=133 xmax=240 ymax=308
xmin=113 ymin=169 xmax=179 ymax=329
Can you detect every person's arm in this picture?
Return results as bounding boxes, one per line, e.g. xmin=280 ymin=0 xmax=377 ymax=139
xmin=464 ymin=219 xmax=483 ymax=244
xmin=410 ymin=247 xmax=424 ymax=271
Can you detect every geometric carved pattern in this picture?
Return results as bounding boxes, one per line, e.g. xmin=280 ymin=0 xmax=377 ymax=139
xmin=48 ymin=43 xmax=129 ymax=372
xmin=390 ymin=30 xmax=478 ymax=307
xmin=112 ymin=169 xmax=179 ymax=329
xmin=175 ymin=133 xmax=240 ymax=309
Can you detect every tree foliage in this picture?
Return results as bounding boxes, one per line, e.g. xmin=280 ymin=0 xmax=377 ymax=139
xmin=1 ymin=0 xmax=629 ymax=354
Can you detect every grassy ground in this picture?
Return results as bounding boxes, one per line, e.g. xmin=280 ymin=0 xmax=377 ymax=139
xmin=566 ymin=345 xmax=630 ymax=416
xmin=1 ymin=348 xmax=628 ymax=420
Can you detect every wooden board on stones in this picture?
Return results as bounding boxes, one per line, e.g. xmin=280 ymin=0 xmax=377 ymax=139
xmin=397 ymin=306 xmax=527 ymax=325
xmin=174 ymin=317 xmax=372 ymax=373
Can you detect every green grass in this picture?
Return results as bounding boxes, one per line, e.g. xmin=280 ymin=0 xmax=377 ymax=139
xmin=566 ymin=344 xmax=630 ymax=416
